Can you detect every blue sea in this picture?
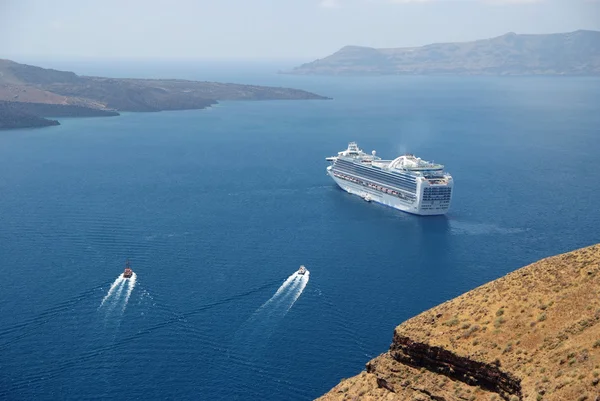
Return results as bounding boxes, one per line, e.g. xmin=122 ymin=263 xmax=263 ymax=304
xmin=1 ymin=62 xmax=599 ymax=400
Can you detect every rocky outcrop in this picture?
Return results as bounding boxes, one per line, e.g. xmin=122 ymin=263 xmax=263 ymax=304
xmin=0 ymin=101 xmax=122 ymax=130
xmin=318 ymin=244 xmax=600 ymax=401
xmin=0 ymin=102 xmax=60 ymax=129
xmin=388 ymin=335 xmax=521 ymax=400
xmin=0 ymin=101 xmax=120 ymax=118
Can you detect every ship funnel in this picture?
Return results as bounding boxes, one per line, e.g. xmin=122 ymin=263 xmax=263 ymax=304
xmin=372 ymin=150 xmax=376 ymax=156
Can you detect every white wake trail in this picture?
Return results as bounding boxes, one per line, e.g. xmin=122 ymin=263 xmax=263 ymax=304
xmin=100 ymin=275 xmax=125 ymax=307
xmin=105 ymin=279 xmax=127 ymax=313
xmin=256 ymin=271 xmax=309 ymax=316
xmin=285 ymin=271 xmax=309 ymax=312
xmin=122 ymin=273 xmax=137 ymax=312
xmin=271 ymin=274 xmax=299 ymax=298
xmin=257 ymin=274 xmax=301 ymax=311
xmin=228 ymin=269 xmax=311 ymax=367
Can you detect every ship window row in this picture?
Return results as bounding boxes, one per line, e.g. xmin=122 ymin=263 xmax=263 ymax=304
xmin=333 ymin=167 xmax=417 ymax=194
xmin=424 ymin=188 xmax=451 ymax=195
xmin=333 ymin=172 xmax=416 ymax=201
xmin=337 ymin=160 xmax=417 ymax=183
xmin=423 ymin=193 xmax=451 ymax=199
xmin=333 ymin=167 xmax=417 ymax=193
xmin=425 ymin=188 xmax=451 ymax=195
xmin=423 ymin=197 xmax=451 ymax=201
xmin=353 ymin=169 xmax=416 ymax=190
xmin=333 ymin=164 xmax=417 ymax=192
xmin=336 ymin=160 xmax=417 ymax=185
xmin=423 ymin=191 xmax=451 ymax=198
xmin=424 ymin=191 xmax=451 ymax=196
xmin=342 ymin=160 xmax=416 ymax=181
xmin=355 ymin=167 xmax=416 ymax=186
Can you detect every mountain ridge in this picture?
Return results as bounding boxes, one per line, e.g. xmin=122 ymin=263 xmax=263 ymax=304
xmin=288 ymin=30 xmax=600 ymax=76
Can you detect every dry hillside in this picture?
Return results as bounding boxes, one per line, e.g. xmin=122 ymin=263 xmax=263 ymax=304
xmin=319 ymin=244 xmax=600 ymax=401
xmin=0 ymin=58 xmax=328 ymax=129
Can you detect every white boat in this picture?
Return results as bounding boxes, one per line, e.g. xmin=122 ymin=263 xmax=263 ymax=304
xmin=326 ymin=142 xmax=453 ymax=215
xmin=297 ymin=265 xmax=307 ymax=275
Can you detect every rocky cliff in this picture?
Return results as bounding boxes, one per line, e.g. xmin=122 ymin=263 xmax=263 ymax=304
xmin=318 ymin=244 xmax=600 ymax=401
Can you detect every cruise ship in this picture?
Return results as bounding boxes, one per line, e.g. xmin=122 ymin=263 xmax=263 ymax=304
xmin=326 ymin=142 xmax=453 ymax=215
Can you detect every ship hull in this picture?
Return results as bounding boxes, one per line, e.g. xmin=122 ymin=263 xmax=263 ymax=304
xmin=328 ymin=170 xmax=448 ymax=216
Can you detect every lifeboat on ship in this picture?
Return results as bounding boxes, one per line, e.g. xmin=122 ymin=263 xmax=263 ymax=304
xmin=123 ymin=260 xmax=133 ymax=279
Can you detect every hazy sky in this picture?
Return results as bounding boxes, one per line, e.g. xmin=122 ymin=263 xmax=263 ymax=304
xmin=1 ymin=0 xmax=599 ymax=60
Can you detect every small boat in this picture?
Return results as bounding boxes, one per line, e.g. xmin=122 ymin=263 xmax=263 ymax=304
xmin=123 ymin=260 xmax=133 ymax=279
xmin=297 ymin=265 xmax=307 ymax=275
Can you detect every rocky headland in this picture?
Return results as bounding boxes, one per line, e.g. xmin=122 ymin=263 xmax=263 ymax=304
xmin=0 ymin=59 xmax=328 ymax=129
xmin=318 ymin=244 xmax=600 ymax=401
xmin=0 ymin=101 xmax=60 ymax=129
xmin=288 ymin=30 xmax=600 ymax=76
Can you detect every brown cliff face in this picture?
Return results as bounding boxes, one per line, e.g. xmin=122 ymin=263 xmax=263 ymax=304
xmin=318 ymin=244 xmax=600 ymax=401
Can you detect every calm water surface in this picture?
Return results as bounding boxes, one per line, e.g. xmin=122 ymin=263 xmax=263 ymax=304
xmin=1 ymin=64 xmax=599 ymax=400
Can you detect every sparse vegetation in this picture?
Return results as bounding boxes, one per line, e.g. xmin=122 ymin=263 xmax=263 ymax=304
xmin=318 ymin=244 xmax=600 ymax=401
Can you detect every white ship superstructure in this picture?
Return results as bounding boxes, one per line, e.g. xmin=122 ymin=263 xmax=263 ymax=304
xmin=326 ymin=142 xmax=453 ymax=215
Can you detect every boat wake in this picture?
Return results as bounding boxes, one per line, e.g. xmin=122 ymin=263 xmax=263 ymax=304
xmin=122 ymin=273 xmax=137 ymax=312
xmin=255 ymin=270 xmax=310 ymax=317
xmin=99 ymin=273 xmax=137 ymax=315
xmin=100 ymin=275 xmax=126 ymax=308
xmin=231 ymin=270 xmax=310 ymax=354
xmin=224 ymin=270 xmax=310 ymax=397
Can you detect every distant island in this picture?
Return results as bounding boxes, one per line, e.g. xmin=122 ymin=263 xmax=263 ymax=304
xmin=287 ymin=30 xmax=600 ymax=76
xmin=318 ymin=243 xmax=600 ymax=401
xmin=0 ymin=59 xmax=329 ymax=130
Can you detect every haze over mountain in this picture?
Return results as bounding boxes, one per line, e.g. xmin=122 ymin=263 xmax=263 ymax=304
xmin=2 ymin=0 xmax=599 ymax=60
xmin=288 ymin=30 xmax=600 ymax=76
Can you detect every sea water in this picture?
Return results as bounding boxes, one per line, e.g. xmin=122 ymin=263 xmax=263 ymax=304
xmin=0 ymin=64 xmax=599 ymax=400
